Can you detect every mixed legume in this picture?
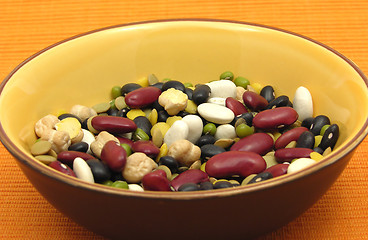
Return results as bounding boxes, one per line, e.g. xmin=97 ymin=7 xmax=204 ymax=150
xmin=30 ymin=72 xmax=340 ymax=192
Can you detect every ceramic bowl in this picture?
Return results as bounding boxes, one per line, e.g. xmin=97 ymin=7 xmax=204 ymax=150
xmin=1 ymin=20 xmax=367 ymax=239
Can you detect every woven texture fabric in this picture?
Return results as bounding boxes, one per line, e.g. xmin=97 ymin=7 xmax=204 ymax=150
xmin=1 ymin=1 xmax=368 ymax=239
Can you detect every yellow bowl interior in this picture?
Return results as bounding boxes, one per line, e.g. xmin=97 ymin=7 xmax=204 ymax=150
xmin=1 ymin=20 xmax=368 ymax=171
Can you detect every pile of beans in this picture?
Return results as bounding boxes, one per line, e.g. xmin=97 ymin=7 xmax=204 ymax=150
xmin=30 ymin=71 xmax=339 ymax=192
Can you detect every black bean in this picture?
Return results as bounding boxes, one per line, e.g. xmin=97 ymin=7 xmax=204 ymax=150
xmin=231 ymin=112 xmax=253 ymax=126
xmin=301 ymin=117 xmax=314 ymax=129
xmin=260 ymin=85 xmax=275 ymax=103
xmin=121 ymin=83 xmax=141 ymax=96
xmin=107 ymin=108 xmax=119 ymax=116
xmin=157 ymin=110 xmax=170 ymax=122
xmin=199 ymin=181 xmax=214 ymax=190
xmin=213 ymin=181 xmax=233 ymax=189
xmin=116 ymin=108 xmax=129 ymax=118
xmin=177 ymin=111 xmax=190 ymax=118
xmin=159 ymin=156 xmax=179 ymax=173
xmin=161 ymin=80 xmax=186 ymax=92
xmin=296 ymin=131 xmax=315 ymax=149
xmin=200 ymin=144 xmax=226 ymax=160
xmin=178 ymin=182 xmax=200 ymax=191
xmin=58 ymin=113 xmax=82 ymax=124
xmin=247 ymin=172 xmax=273 ymax=184
xmin=266 ymin=95 xmax=289 ymax=109
xmin=81 ymin=118 xmax=89 ymax=130
xmin=133 ymin=116 xmax=152 ymax=138
xmin=86 ymin=159 xmax=111 ymax=183
xmin=192 ymin=84 xmax=211 ymax=105
xmin=68 ymin=142 xmax=89 ymax=153
xmin=196 ymin=134 xmax=216 ymax=147
xmin=310 ymin=115 xmax=330 ymax=135
xmin=151 ymin=82 xmax=164 ymax=90
xmin=110 ymin=171 xmax=125 ymax=182
xmin=318 ymin=124 xmax=339 ymax=150
xmin=313 ymin=147 xmax=324 ymax=154
xmin=184 ymin=87 xmax=193 ymax=100
xmin=152 ymin=99 xmax=164 ymax=111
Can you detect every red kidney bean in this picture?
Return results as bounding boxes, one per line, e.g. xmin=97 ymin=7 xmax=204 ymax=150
xmin=171 ymin=169 xmax=209 ymax=191
xmin=100 ymin=140 xmax=127 ymax=172
xmin=57 ymin=151 xmax=95 ymax=166
xmin=230 ymin=133 xmax=274 ymax=155
xmin=274 ymin=148 xmax=314 ymax=162
xmin=125 ymin=86 xmax=162 ymax=108
xmin=116 ymin=136 xmax=134 ymax=147
xmin=263 ymin=163 xmax=289 ymax=177
xmin=274 ymin=127 xmax=309 ymax=149
xmin=91 ymin=115 xmax=137 ymax=134
xmin=225 ymin=97 xmax=248 ymax=116
xmin=142 ymin=169 xmax=171 ymax=191
xmin=205 ymin=151 xmax=266 ymax=178
xmin=131 ymin=140 xmax=160 ymax=159
xmin=242 ymin=91 xmax=268 ymax=111
xmin=49 ymin=160 xmax=76 ymax=177
xmin=253 ymin=107 xmax=298 ymax=129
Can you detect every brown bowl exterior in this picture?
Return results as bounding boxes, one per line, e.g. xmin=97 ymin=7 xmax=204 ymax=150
xmin=16 ymin=149 xmax=354 ymax=239
xmin=1 ymin=20 xmax=368 ymax=239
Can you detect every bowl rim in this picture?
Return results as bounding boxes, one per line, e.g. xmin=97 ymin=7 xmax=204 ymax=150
xmin=1 ymin=18 xmax=368 ymax=200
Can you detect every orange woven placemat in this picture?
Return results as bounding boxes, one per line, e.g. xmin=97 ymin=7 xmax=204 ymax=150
xmin=1 ymin=1 xmax=367 ymax=239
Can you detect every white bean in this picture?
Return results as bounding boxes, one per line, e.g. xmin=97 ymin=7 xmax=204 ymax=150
xmin=73 ymin=157 xmax=95 ymax=183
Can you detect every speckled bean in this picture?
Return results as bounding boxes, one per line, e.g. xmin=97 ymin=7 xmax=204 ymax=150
xmin=253 ymin=107 xmax=298 ymax=129
xmin=230 ymin=132 xmax=274 ymax=155
xmin=205 ymin=151 xmax=266 ymax=178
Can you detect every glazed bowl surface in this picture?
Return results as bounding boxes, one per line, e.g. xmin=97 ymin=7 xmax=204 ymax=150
xmin=1 ymin=19 xmax=367 ymax=239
